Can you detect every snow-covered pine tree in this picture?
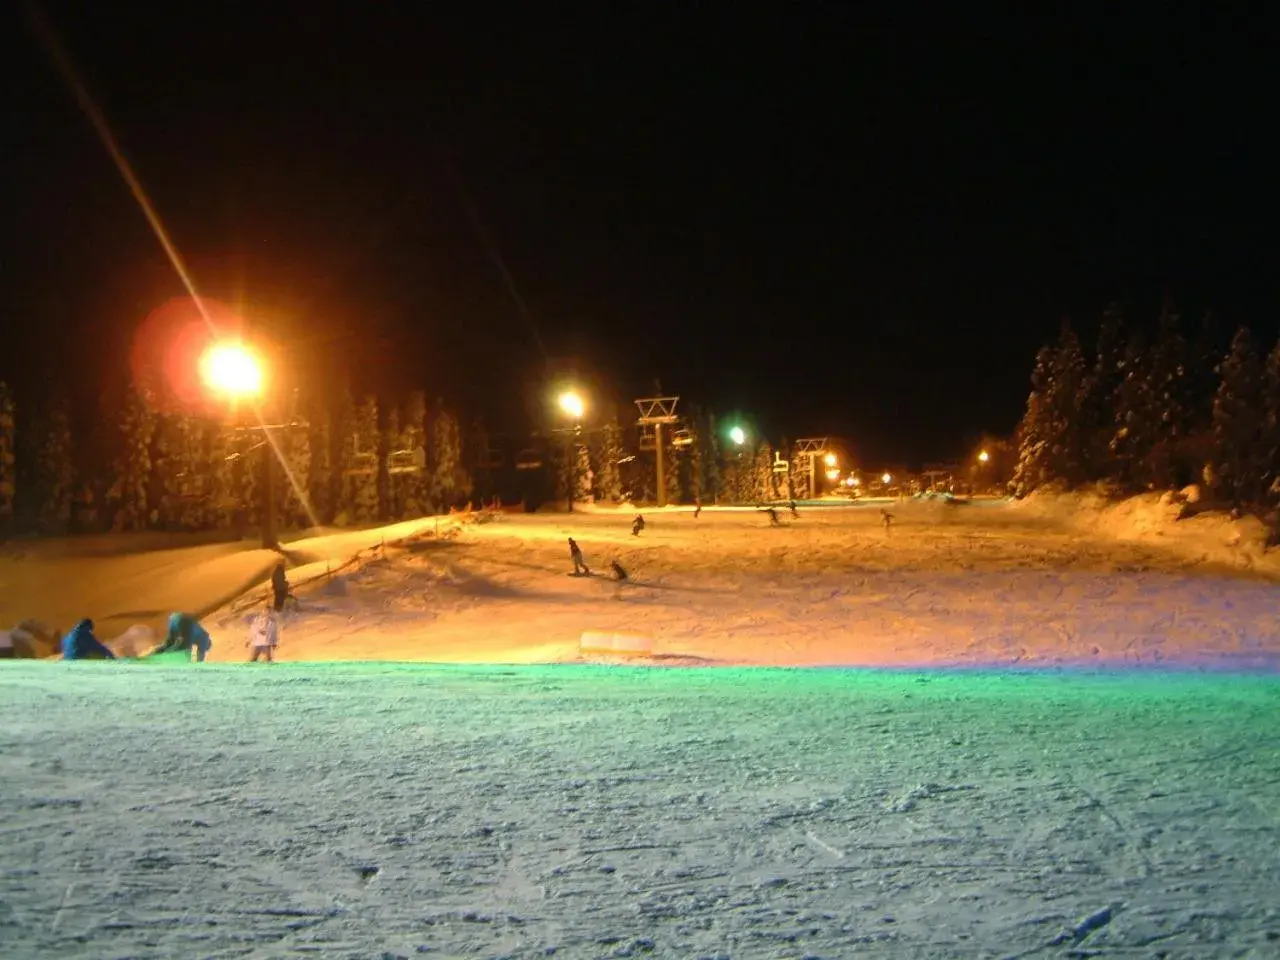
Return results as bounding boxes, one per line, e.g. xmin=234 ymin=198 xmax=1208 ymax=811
xmin=700 ymin=411 xmax=723 ymax=503
xmin=382 ymin=402 xmax=403 ymax=519
xmin=352 ymin=395 xmax=380 ymax=522
xmin=431 ymin=404 xmax=472 ymax=510
xmin=592 ymin=417 xmax=625 ymax=503
xmin=32 ymin=397 xmax=75 ymax=534
xmin=1146 ymin=307 xmax=1190 ymax=489
xmin=575 ymin=442 xmax=594 ymax=504
xmin=1080 ymin=303 xmax=1127 ymax=483
xmin=276 ymin=392 xmax=312 ymax=530
xmin=305 ymin=392 xmax=334 ymax=525
xmin=1047 ymin=320 xmax=1087 ymax=485
xmin=752 ymin=442 xmax=778 ymax=502
xmin=0 ymin=382 xmax=12 ymax=527
xmin=1108 ymin=332 xmax=1158 ymax=491
xmin=109 ymin=385 xmax=157 ymax=531
xmin=1210 ymin=326 xmax=1264 ymax=506
xmin=1012 ymin=346 xmax=1055 ymax=497
xmin=1261 ymin=339 xmax=1280 ymax=500
xmin=400 ymin=391 xmax=431 ymax=517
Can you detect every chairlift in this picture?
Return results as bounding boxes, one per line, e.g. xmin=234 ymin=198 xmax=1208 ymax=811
xmin=343 ymin=451 xmax=378 ymax=476
xmin=386 ymin=446 xmax=426 ymax=475
xmin=672 ymin=427 xmax=693 ymax=447
xmin=515 ymin=447 xmax=544 ymax=471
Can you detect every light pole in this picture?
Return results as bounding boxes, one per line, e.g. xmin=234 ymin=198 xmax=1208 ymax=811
xmin=558 ymin=390 xmax=586 ymax=512
xmin=200 ymin=341 xmax=279 ymax=549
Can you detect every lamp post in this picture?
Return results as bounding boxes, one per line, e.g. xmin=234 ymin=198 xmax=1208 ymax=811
xmin=558 ymin=390 xmax=586 ymax=512
xmin=200 ymin=341 xmax=279 ymax=549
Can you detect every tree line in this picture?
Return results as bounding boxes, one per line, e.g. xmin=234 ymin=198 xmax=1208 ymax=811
xmin=1013 ymin=304 xmax=1280 ymax=511
xmin=0 ymin=381 xmax=474 ymax=536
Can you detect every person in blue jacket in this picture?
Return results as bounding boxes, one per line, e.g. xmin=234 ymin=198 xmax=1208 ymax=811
xmin=61 ymin=619 xmax=116 ymax=660
xmin=151 ymin=613 xmax=213 ymax=662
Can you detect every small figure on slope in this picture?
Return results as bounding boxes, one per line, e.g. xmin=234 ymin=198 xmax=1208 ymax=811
xmin=611 ymin=559 xmax=629 ymax=582
xmin=568 ymin=537 xmax=590 ymax=576
xmin=766 ymin=506 xmax=780 ymax=527
xmin=247 ymin=603 xmax=280 ymax=663
xmin=789 ymin=499 xmax=799 ymax=518
xmin=694 ymin=497 xmax=702 ymax=519
xmin=152 ymin=612 xmax=214 ymax=662
xmin=880 ymin=508 xmax=894 ymax=533
xmin=61 ymin=619 xmax=115 ymax=660
xmin=271 ymin=561 xmax=292 ymax=612
xmin=632 ymin=514 xmax=645 ymax=537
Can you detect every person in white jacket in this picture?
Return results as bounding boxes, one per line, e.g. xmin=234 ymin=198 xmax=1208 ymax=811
xmin=247 ymin=604 xmax=280 ymax=663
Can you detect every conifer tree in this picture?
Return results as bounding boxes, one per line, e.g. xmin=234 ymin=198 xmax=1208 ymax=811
xmin=1080 ymin=303 xmax=1126 ymax=481
xmin=400 ymin=391 xmax=431 ymax=516
xmin=352 ymin=395 xmax=381 ymax=522
xmin=109 ymin=385 xmax=157 ymax=531
xmin=431 ymin=404 xmax=471 ymax=510
xmin=32 ymin=398 xmax=75 ymax=534
xmin=305 ymin=393 xmax=334 ymax=525
xmin=1012 ymin=346 xmax=1055 ymax=496
xmin=1047 ymin=320 xmax=1088 ymax=484
xmin=1261 ymin=339 xmax=1280 ymax=499
xmin=1210 ymin=326 xmax=1263 ymax=505
xmin=575 ymin=442 xmax=594 ymax=503
xmin=1108 ymin=332 xmax=1158 ymax=491
xmin=752 ymin=442 xmax=778 ymax=501
xmin=592 ymin=418 xmax=625 ymax=503
xmin=1146 ymin=308 xmax=1190 ymax=488
xmin=0 ymin=383 xmax=16 ymax=528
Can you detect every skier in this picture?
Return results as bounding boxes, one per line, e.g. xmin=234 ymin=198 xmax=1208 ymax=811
xmin=881 ymin=508 xmax=894 ymax=532
xmin=568 ymin=537 xmax=590 ymax=576
xmin=766 ymin=506 xmax=780 ymax=527
xmin=271 ymin=561 xmax=291 ymax=612
xmin=789 ymin=499 xmax=799 ymax=518
xmin=61 ymin=619 xmax=115 ymax=660
xmin=152 ymin=612 xmax=214 ymax=662
xmin=610 ymin=559 xmax=629 ymax=582
xmin=247 ymin=603 xmax=280 ymax=663
xmin=694 ymin=497 xmax=702 ymax=519
xmin=632 ymin=514 xmax=645 ymax=536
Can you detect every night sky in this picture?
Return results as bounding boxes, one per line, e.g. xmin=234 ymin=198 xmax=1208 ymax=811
xmin=3 ymin=5 xmax=1274 ymax=464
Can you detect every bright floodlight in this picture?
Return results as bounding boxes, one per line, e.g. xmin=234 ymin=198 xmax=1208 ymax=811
xmin=851 ymin=476 xmax=861 ymax=486
xmin=881 ymin=472 xmax=892 ymax=485
xmin=729 ymin=426 xmax=746 ymax=446
xmin=200 ymin=342 xmax=263 ymax=398
xmin=823 ymin=452 xmax=837 ymax=467
xmin=978 ymin=450 xmax=990 ymax=463
xmin=825 ymin=468 xmax=840 ymax=481
xmin=558 ymin=390 xmax=585 ymax=419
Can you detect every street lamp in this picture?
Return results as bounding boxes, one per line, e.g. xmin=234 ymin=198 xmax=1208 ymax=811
xmin=881 ymin=472 xmax=892 ymax=486
xmin=557 ymin=389 xmax=586 ymax=512
xmin=558 ymin=390 xmax=585 ymax=420
xmin=729 ymin=425 xmax=746 ymax=446
xmin=824 ymin=452 xmax=837 ymax=467
xmin=978 ymin=450 xmax=990 ymax=464
xmin=200 ymin=340 xmax=279 ymax=549
xmin=200 ymin=342 xmax=264 ymax=399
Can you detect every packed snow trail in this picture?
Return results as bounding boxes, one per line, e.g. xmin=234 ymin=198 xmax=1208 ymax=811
xmin=2 ymin=663 xmax=1278 ymax=957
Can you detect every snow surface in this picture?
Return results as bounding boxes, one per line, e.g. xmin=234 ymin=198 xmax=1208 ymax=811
xmin=190 ymin=499 xmax=1280 ymax=670
xmin=2 ymin=663 xmax=1278 ymax=957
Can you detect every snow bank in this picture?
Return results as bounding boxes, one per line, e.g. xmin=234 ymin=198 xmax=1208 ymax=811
xmin=1012 ymin=488 xmax=1276 ymax=574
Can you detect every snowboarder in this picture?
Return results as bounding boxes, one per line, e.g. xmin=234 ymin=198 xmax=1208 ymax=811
xmin=568 ymin=537 xmax=590 ymax=576
xmin=766 ymin=506 xmax=780 ymax=527
xmin=152 ymin=612 xmax=214 ymax=662
xmin=247 ymin=603 xmax=280 ymax=663
xmin=61 ymin=619 xmax=115 ymax=660
xmin=694 ymin=498 xmax=702 ymax=519
xmin=610 ymin=559 xmax=629 ymax=582
xmin=881 ymin=508 xmax=894 ymax=532
xmin=789 ymin=499 xmax=799 ymax=518
xmin=632 ymin=514 xmax=645 ymax=536
xmin=271 ymin=561 xmax=291 ymax=612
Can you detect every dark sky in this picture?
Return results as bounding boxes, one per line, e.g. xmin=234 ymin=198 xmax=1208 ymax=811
xmin=3 ymin=4 xmax=1275 ymax=464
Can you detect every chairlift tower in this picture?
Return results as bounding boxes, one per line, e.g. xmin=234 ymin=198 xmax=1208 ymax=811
xmin=634 ymin=395 xmax=680 ymax=507
xmin=793 ymin=437 xmax=829 ymax=501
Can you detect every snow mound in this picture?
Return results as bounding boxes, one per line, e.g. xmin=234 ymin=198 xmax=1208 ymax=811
xmin=1013 ymin=489 xmax=1274 ymax=573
